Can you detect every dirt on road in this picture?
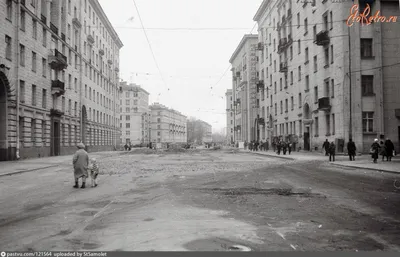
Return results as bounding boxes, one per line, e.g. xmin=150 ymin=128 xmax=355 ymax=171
xmin=0 ymin=149 xmax=399 ymax=251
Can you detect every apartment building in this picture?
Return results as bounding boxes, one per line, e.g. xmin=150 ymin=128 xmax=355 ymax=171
xmin=119 ymin=81 xmax=150 ymax=146
xmin=0 ymin=0 xmax=123 ymax=161
xmin=253 ymin=0 xmax=400 ymax=153
xmin=229 ymin=34 xmax=259 ymax=144
xmin=187 ymin=118 xmax=212 ymax=145
xmin=225 ymin=89 xmax=234 ymax=144
xmin=150 ymin=103 xmax=187 ymax=147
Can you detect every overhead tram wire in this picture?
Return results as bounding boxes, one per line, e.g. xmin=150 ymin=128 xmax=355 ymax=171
xmin=131 ymin=0 xmax=170 ymax=98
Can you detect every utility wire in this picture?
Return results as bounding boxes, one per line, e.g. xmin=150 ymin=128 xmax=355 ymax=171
xmin=131 ymin=0 xmax=169 ymax=98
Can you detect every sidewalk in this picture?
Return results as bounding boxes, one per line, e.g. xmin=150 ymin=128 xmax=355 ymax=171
xmin=241 ymin=149 xmax=400 ymax=174
xmin=0 ymin=151 xmax=123 ymax=177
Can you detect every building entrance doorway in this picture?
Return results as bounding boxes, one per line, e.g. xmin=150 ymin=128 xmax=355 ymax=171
xmin=0 ymin=76 xmax=7 ymax=161
xmin=304 ymin=126 xmax=310 ymax=151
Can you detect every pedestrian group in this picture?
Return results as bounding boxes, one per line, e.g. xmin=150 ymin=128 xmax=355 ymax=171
xmin=72 ymin=142 xmax=100 ymax=189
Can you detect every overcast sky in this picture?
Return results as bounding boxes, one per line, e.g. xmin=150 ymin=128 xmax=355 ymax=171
xmin=98 ymin=0 xmax=263 ymax=133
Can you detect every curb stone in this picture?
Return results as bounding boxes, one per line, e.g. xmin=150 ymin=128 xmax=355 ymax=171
xmin=330 ymin=163 xmax=400 ymax=175
xmin=243 ymin=151 xmax=296 ymax=161
xmin=0 ymin=165 xmax=60 ymax=178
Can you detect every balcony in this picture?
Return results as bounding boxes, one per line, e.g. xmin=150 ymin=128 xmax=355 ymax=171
xmin=50 ymin=23 xmax=58 ymax=35
xmin=279 ymin=62 xmax=288 ymax=73
xmin=87 ymin=34 xmax=95 ymax=45
xmin=236 ymin=71 xmax=241 ymax=77
xmin=236 ymin=99 xmax=241 ymax=104
xmin=108 ymin=59 xmax=113 ymax=65
xmin=287 ymin=8 xmax=292 ymax=19
xmin=314 ymin=31 xmax=330 ymax=46
xmin=72 ymin=17 xmax=82 ymax=28
xmin=48 ymin=49 xmax=68 ymax=70
xmin=278 ymin=38 xmax=288 ymax=53
xmin=99 ymin=49 xmax=105 ymax=56
xmin=61 ymin=33 xmax=66 ymax=41
xmin=257 ymin=80 xmax=265 ymax=91
xmin=282 ymin=15 xmax=286 ymax=24
xmin=257 ymin=42 xmax=264 ymax=51
xmin=41 ymin=14 xmax=47 ymax=24
xmin=318 ymin=97 xmax=331 ymax=111
xmin=51 ymin=80 xmax=65 ymax=96
xmin=50 ymin=108 xmax=64 ymax=117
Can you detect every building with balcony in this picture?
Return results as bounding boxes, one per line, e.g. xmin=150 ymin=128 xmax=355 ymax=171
xmin=187 ymin=118 xmax=212 ymax=145
xmin=119 ymin=81 xmax=150 ymax=146
xmin=0 ymin=0 xmax=123 ymax=161
xmin=149 ymin=103 xmax=187 ymax=147
xmin=229 ymin=34 xmax=259 ymax=144
xmin=225 ymin=89 xmax=234 ymax=144
xmin=253 ymin=0 xmax=400 ymax=153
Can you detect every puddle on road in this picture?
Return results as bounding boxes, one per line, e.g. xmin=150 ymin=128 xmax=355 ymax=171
xmin=197 ymin=187 xmax=325 ymax=198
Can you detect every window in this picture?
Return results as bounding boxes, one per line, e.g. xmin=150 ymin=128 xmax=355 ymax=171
xmin=74 ymin=78 xmax=77 ymax=91
xmin=326 ymin=114 xmax=331 ymax=136
xmin=42 ymin=28 xmax=47 ymax=46
xmin=330 ymin=45 xmax=334 ymax=64
xmin=134 ymin=100 xmax=138 ymax=105
xmin=5 ymin=35 xmax=12 ymax=60
xmin=20 ymin=44 xmax=25 ymax=66
xmin=31 ymin=119 xmax=36 ymax=142
xmin=305 ymin=47 xmax=309 ymax=63
xmin=285 ymin=99 xmax=288 ymax=113
xmin=323 ymin=12 xmax=328 ymax=31
xmin=297 ymin=13 xmax=300 ymax=28
xmin=332 ymin=114 xmax=335 ymax=135
xmin=273 ymin=39 xmax=276 ymax=51
xmin=74 ymin=102 xmax=77 ymax=116
xmin=361 ymin=39 xmax=373 ymax=58
xmin=6 ymin=0 xmax=12 ymax=20
xmin=280 ymin=101 xmax=283 ymax=114
xmin=20 ymin=9 xmax=26 ymax=31
xmin=324 ymin=47 xmax=329 ymax=67
xmin=290 ymin=46 xmax=293 ymax=60
xmin=68 ymin=99 xmax=71 ymax=114
xmin=274 ymin=103 xmax=277 ymax=116
xmin=125 ymin=107 xmax=129 ymax=112
xmin=126 ymin=131 xmax=130 ymax=136
xmin=304 ymin=18 xmax=308 ymax=35
xmin=68 ymin=0 xmax=71 ymax=14
xmin=62 ymin=97 xmax=65 ymax=112
xmin=75 ymin=54 xmax=78 ymax=69
xmin=126 ymin=92 xmax=130 ymax=98
xmin=291 ymin=96 xmax=294 ymax=110
xmin=32 ymin=85 xmax=37 ymax=106
xmin=32 ymin=18 xmax=37 ymax=39
xmin=361 ymin=75 xmax=374 ymax=96
xmin=126 ymin=99 xmax=130 ymax=105
xmin=280 ymin=78 xmax=283 ymax=91
xmin=126 ymin=115 xmax=130 ymax=121
xmin=313 ymin=56 xmax=317 ymax=72
xmin=85 ymin=85 xmax=87 ymax=97
xmin=89 ymin=87 xmax=92 ymax=100
xmin=325 ymin=79 xmax=330 ymax=97
xmin=331 ymin=79 xmax=335 ymax=98
xmin=42 ymin=58 xmax=47 ymax=77
xmin=330 ymin=11 xmax=333 ymax=30
xmin=68 ymin=74 xmax=71 ymax=89
xmin=20 ymin=80 xmax=25 ymax=103
xmin=362 ymin=112 xmax=374 ymax=132
xmin=126 ymin=123 xmax=131 ymax=129
xmin=298 ymin=66 xmax=301 ymax=81
xmin=314 ymin=86 xmax=318 ymax=103
xmin=290 ymin=71 xmax=293 ymax=85
xmin=315 ymin=117 xmax=319 ymax=136
xmin=299 ymin=93 xmax=303 ymax=108
xmin=274 ymin=60 xmax=276 ymax=72
xmin=274 ymin=82 xmax=277 ymax=94
xmin=42 ymin=89 xmax=47 ymax=108
xmin=298 ymin=40 xmax=301 ymax=54
xmin=305 ymin=75 xmax=309 ymax=91
xmin=32 ymin=52 xmax=37 ymax=72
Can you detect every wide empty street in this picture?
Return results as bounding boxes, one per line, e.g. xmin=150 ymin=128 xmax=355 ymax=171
xmin=0 ymin=149 xmax=399 ymax=251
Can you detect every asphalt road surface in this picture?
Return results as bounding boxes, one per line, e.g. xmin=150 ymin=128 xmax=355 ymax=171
xmin=0 ymin=148 xmax=399 ymax=251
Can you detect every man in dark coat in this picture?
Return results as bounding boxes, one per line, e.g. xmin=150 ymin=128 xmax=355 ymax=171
xmin=371 ymin=139 xmax=381 ymax=163
xmin=282 ymin=141 xmax=287 ymax=155
xmin=329 ymin=142 xmax=336 ymax=162
xmin=277 ymin=141 xmax=282 ymax=155
xmin=385 ymin=138 xmax=395 ymax=161
xmin=288 ymin=142 xmax=292 ymax=155
xmin=322 ymin=139 xmax=330 ymax=156
xmin=347 ymin=139 xmax=356 ymax=161
xmin=260 ymin=140 xmax=264 ymax=151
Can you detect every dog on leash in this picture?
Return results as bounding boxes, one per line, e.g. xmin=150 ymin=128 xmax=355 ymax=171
xmin=88 ymin=158 xmax=99 ymax=187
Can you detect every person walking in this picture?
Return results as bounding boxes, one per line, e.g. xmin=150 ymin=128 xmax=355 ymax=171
xmin=72 ymin=142 xmax=89 ymax=189
xmin=322 ymin=139 xmax=330 ymax=156
xmin=385 ymin=138 xmax=395 ymax=161
xmin=277 ymin=141 xmax=282 ymax=155
xmin=379 ymin=141 xmax=387 ymax=161
xmin=329 ymin=141 xmax=336 ymax=162
xmin=260 ymin=140 xmax=264 ymax=151
xmin=347 ymin=139 xmax=356 ymax=161
xmin=371 ymin=139 xmax=381 ymax=163
xmin=288 ymin=142 xmax=292 ymax=155
xmin=282 ymin=141 xmax=287 ymax=155
xmin=244 ymin=140 xmax=248 ymax=151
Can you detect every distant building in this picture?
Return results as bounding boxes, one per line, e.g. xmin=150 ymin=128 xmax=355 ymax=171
xmin=119 ymin=82 xmax=150 ymax=146
xmin=150 ymin=103 xmax=187 ymax=145
xmin=229 ymin=34 xmax=259 ymax=144
xmin=187 ymin=119 xmax=212 ymax=145
xmin=225 ymin=89 xmax=234 ymax=144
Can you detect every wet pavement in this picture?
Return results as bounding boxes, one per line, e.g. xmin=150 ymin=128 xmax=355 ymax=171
xmin=0 ymin=148 xmax=399 ymax=251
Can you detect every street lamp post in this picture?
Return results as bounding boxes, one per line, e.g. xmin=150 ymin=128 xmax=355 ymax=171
xmin=348 ymin=26 xmax=353 ymax=141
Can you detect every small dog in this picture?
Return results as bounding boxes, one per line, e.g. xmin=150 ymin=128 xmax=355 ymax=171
xmin=88 ymin=158 xmax=99 ymax=187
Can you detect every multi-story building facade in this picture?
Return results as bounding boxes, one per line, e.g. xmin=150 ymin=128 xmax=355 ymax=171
xmin=253 ymin=0 xmax=400 ymax=153
xmin=187 ymin=119 xmax=212 ymax=145
xmin=0 ymin=0 xmax=123 ymax=161
xmin=150 ymin=103 xmax=187 ymax=146
xmin=229 ymin=34 xmax=259 ymax=144
xmin=225 ymin=89 xmax=234 ymax=144
xmin=119 ymin=81 xmax=150 ymax=146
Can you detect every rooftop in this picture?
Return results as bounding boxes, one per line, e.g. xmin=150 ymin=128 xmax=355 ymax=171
xmin=229 ymin=34 xmax=259 ymax=64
